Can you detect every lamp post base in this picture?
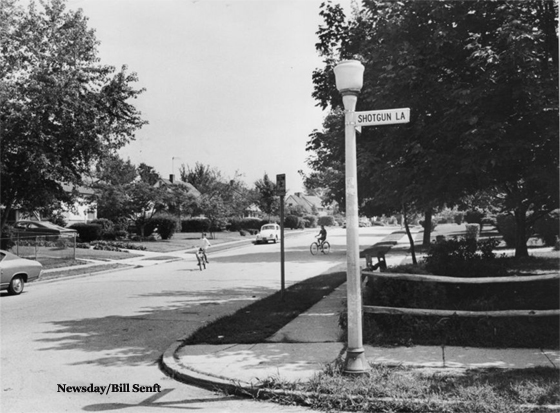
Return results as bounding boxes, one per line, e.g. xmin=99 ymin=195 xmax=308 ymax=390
xmin=344 ymin=348 xmax=369 ymax=375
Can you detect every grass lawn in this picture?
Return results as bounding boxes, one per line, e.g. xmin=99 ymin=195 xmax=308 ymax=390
xmin=122 ymin=231 xmax=251 ymax=253
xmin=273 ymin=362 xmax=559 ymax=413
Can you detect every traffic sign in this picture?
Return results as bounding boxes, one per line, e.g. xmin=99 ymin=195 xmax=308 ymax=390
xmin=355 ymin=108 xmax=410 ymax=126
xmin=276 ymin=174 xmax=286 ymax=196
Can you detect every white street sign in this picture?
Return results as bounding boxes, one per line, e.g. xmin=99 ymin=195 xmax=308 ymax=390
xmin=355 ymin=108 xmax=410 ymax=126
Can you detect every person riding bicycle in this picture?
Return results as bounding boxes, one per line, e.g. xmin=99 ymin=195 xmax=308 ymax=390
xmin=198 ymin=233 xmax=211 ymax=263
xmin=316 ymin=225 xmax=327 ymax=247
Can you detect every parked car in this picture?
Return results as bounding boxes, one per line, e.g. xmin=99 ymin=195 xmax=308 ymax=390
xmin=0 ymin=250 xmax=42 ymax=295
xmin=255 ymin=224 xmax=280 ymax=244
xmin=12 ymin=220 xmax=77 ymax=241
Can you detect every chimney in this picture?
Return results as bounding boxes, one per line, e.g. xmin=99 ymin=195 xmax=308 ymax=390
xmin=169 ymin=174 xmax=175 ymax=183
xmin=295 ymin=192 xmax=302 ymax=197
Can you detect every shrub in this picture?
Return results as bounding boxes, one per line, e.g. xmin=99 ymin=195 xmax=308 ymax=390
xmin=303 ymin=215 xmax=318 ymax=228
xmin=90 ymin=218 xmax=116 ymax=240
xmin=534 ymin=211 xmax=559 ymax=247
xmin=454 ymin=213 xmax=464 ymax=225
xmin=182 ymin=217 xmax=211 ymax=233
xmin=284 ymin=215 xmax=301 ymax=230
xmin=364 ymin=278 xmax=447 ymax=310
xmin=465 ymin=223 xmax=480 ymax=240
xmin=318 ymin=215 xmax=336 ymax=227
xmin=244 ymin=218 xmax=265 ymax=230
xmin=135 ymin=218 xmax=155 ymax=237
xmin=70 ymin=223 xmax=103 ymax=242
xmin=209 ymin=218 xmax=227 ymax=232
xmin=424 ymin=237 xmax=505 ymax=277
xmin=149 ymin=214 xmax=180 ymax=240
xmin=48 ymin=212 xmax=67 ymax=228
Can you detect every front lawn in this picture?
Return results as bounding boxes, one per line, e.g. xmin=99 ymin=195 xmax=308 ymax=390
xmin=120 ymin=231 xmax=251 ymax=253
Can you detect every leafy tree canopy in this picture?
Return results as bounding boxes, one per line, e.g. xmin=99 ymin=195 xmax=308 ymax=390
xmin=0 ymin=0 xmax=147 ymax=229
xmin=307 ymin=0 xmax=558 ymax=256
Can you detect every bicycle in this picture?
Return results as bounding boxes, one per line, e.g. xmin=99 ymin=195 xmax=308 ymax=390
xmin=310 ymin=238 xmax=330 ymax=255
xmin=195 ymin=248 xmax=208 ymax=270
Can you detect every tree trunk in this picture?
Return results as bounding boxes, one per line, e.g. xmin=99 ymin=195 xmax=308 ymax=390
xmin=422 ymin=209 xmax=433 ymax=247
xmin=403 ymin=204 xmax=417 ymax=265
xmin=514 ymin=209 xmax=529 ymax=257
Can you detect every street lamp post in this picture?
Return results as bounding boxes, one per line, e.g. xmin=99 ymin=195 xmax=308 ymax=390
xmin=333 ymin=60 xmax=368 ymax=374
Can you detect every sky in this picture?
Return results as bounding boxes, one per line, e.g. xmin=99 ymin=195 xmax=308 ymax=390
xmin=65 ymin=0 xmax=353 ymax=193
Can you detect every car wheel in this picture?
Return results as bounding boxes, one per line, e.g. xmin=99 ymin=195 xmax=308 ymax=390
xmin=8 ymin=276 xmax=25 ymax=295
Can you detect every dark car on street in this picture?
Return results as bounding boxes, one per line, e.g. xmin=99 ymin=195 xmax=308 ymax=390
xmin=0 ymin=249 xmax=43 ymax=295
xmin=12 ymin=220 xmax=77 ymax=241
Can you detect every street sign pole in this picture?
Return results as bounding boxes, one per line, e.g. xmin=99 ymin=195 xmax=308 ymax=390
xmin=276 ymin=174 xmax=286 ymax=300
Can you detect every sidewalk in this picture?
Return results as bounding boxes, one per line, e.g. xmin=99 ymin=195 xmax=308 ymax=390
xmin=160 ymin=229 xmax=560 ymax=399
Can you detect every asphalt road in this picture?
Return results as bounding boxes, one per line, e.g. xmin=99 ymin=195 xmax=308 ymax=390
xmin=1 ymin=226 xmax=394 ymax=412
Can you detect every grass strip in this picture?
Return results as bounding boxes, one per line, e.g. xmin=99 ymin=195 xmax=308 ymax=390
xmin=39 ymin=263 xmax=129 ymax=280
xmin=183 ymin=271 xmax=347 ymax=345
xmin=263 ymin=360 xmax=560 ymax=413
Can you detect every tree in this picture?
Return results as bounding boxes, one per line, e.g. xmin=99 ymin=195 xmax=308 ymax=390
xmin=254 ymin=173 xmax=278 ymax=219
xmin=180 ymin=163 xmax=255 ymax=226
xmin=137 ymin=163 xmax=160 ymax=186
xmin=308 ymin=0 xmax=558 ymax=257
xmin=127 ymin=181 xmax=168 ymax=238
xmin=0 ymin=0 xmax=147 ymax=230
xmin=180 ymin=162 xmax=218 ymax=194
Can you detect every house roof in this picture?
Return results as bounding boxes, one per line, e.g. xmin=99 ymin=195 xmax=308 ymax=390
xmin=61 ymin=183 xmax=95 ymax=196
xmin=156 ymin=178 xmax=201 ymax=197
xmin=286 ymin=193 xmax=327 ymax=211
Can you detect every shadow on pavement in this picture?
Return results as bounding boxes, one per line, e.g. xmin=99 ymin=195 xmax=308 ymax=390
xmin=34 ymin=286 xmax=275 ymax=367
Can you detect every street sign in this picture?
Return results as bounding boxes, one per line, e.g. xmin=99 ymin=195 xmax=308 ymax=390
xmin=276 ymin=174 xmax=286 ymax=196
xmin=355 ymin=108 xmax=410 ymax=126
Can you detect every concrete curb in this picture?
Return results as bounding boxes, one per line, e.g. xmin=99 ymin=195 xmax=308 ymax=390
xmin=160 ymin=342 xmax=560 ymax=412
xmin=159 ymin=341 xmax=338 ymax=404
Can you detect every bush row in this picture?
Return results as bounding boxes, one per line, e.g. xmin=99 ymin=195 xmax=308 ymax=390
xmin=67 ymin=213 xmax=344 ymax=243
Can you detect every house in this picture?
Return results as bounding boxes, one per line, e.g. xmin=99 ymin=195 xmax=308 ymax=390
xmin=3 ymin=182 xmax=97 ymax=226
xmin=59 ymin=183 xmax=97 ymax=225
xmin=244 ymin=203 xmax=261 ymax=218
xmin=154 ymin=175 xmax=201 ymax=197
xmin=285 ymin=193 xmax=335 ymax=216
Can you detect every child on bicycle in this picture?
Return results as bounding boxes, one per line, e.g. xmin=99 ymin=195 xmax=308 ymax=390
xmin=198 ymin=233 xmax=211 ymax=263
xmin=316 ymin=225 xmax=327 ymax=247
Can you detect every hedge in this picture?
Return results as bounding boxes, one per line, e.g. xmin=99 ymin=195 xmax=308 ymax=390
xmin=182 ymin=217 xmax=211 ymax=233
xmin=149 ymin=215 xmax=180 ymax=239
xmin=70 ymin=223 xmax=103 ymax=242
xmin=228 ymin=217 xmax=276 ymax=231
xmin=317 ymin=216 xmax=336 ymax=226
xmin=284 ymin=215 xmax=304 ymax=230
